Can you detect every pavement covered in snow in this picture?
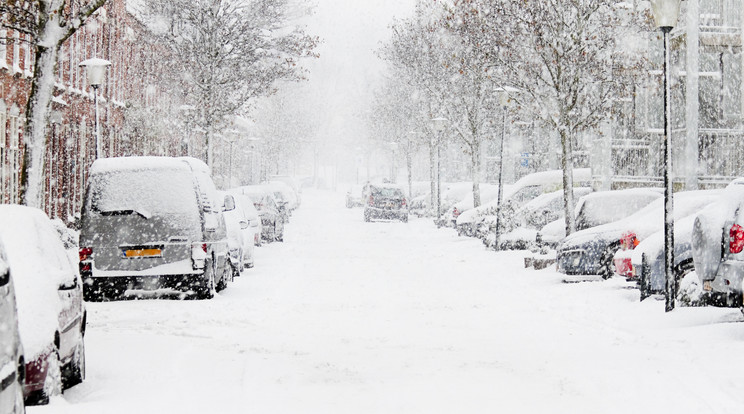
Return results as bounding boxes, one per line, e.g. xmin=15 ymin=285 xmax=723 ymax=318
xmin=32 ymin=190 xmax=744 ymax=414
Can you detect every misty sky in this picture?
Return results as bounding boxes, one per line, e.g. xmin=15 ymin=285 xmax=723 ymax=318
xmin=302 ymin=0 xmax=416 ymax=149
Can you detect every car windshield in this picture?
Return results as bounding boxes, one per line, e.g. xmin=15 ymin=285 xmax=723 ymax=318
xmin=89 ymin=169 xmax=200 ymax=218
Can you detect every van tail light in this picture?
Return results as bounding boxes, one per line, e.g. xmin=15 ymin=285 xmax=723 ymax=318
xmin=620 ymin=232 xmax=639 ymax=251
xmin=192 ymin=243 xmax=208 ymax=270
xmin=79 ymin=247 xmax=93 ymax=274
xmin=729 ymin=224 xmax=744 ymax=253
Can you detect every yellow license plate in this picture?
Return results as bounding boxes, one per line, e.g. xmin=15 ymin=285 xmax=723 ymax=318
xmin=124 ymin=248 xmax=162 ymax=258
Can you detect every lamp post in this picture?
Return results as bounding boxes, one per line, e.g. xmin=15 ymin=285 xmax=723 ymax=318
xmin=493 ymin=89 xmax=511 ymax=251
xmin=431 ymin=117 xmax=447 ymax=220
xmin=650 ymin=0 xmax=681 ymax=312
xmin=79 ymin=58 xmax=111 ymax=159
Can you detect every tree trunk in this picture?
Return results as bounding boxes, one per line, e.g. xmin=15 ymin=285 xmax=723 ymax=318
xmin=471 ymin=135 xmax=481 ymax=208
xmin=560 ymin=128 xmax=576 ymax=236
xmin=429 ymin=138 xmax=436 ymax=213
xmin=21 ymin=42 xmax=60 ymax=208
xmin=406 ymin=147 xmax=413 ymax=201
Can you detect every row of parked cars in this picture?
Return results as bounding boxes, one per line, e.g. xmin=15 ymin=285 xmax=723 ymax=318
xmin=0 ymin=156 xmax=301 ymax=410
xmin=431 ymin=169 xmax=744 ymax=308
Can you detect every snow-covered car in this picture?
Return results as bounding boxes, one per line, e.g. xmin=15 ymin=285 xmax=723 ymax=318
xmin=345 ymin=184 xmax=365 ymax=208
xmin=235 ymin=185 xmax=286 ymax=242
xmin=557 ymin=189 xmax=719 ymax=278
xmin=492 ymin=187 xmax=593 ymax=250
xmin=269 ymin=175 xmax=302 ymax=207
xmin=80 ymin=156 xmax=231 ymax=300
xmin=266 ymin=180 xmax=300 ymax=213
xmin=220 ymin=192 xmax=254 ymax=276
xmin=440 ymin=184 xmax=499 ymax=230
xmin=409 ymin=192 xmax=431 ymax=217
xmin=691 ymin=179 xmax=744 ymax=307
xmin=538 ymin=188 xmax=664 ymax=250
xmin=364 ymin=184 xmax=408 ymax=222
xmin=461 ymin=168 xmax=592 ymax=239
xmin=231 ymin=192 xmax=262 ymax=251
xmin=0 ymin=242 xmax=25 ymax=413
xmin=631 ymin=214 xmax=700 ymax=300
xmin=0 ymin=205 xmax=87 ymax=405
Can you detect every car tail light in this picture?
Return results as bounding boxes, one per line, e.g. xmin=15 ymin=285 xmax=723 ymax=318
xmin=79 ymin=247 xmax=93 ymax=274
xmin=192 ymin=243 xmax=208 ymax=270
xmin=453 ymin=207 xmax=460 ymax=218
xmin=368 ymin=196 xmax=374 ymax=206
xmin=79 ymin=247 xmax=93 ymax=262
xmin=402 ymin=198 xmax=407 ymax=207
xmin=620 ymin=232 xmax=639 ymax=250
xmin=729 ymin=224 xmax=744 ymax=253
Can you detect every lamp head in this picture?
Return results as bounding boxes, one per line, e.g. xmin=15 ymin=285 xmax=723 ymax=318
xmin=650 ymin=0 xmax=681 ymax=29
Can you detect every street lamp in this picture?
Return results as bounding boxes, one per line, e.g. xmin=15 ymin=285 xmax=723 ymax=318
xmin=493 ymin=89 xmax=511 ymax=251
xmin=650 ymin=0 xmax=681 ymax=312
xmin=79 ymin=58 xmax=111 ymax=159
xmin=431 ymin=117 xmax=447 ymax=220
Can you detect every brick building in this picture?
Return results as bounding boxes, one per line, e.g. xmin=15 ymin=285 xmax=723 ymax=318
xmin=1 ymin=0 xmax=182 ymax=224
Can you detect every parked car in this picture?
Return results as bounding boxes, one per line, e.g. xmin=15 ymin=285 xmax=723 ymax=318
xmin=458 ymin=168 xmax=592 ymax=239
xmin=221 ymin=192 xmax=254 ymax=276
xmin=363 ymin=184 xmax=409 ymax=222
xmin=0 ymin=242 xmax=25 ymax=413
xmin=266 ymin=181 xmax=300 ymax=213
xmin=80 ymin=156 xmax=231 ymax=301
xmin=345 ymin=184 xmax=365 ymax=208
xmin=235 ymin=185 xmax=286 ymax=242
xmin=0 ymin=205 xmax=86 ymax=405
xmin=538 ymin=188 xmax=664 ymax=250
xmin=615 ymin=191 xmax=721 ymax=286
xmin=440 ymin=184 xmax=499 ymax=229
xmin=632 ymin=214 xmax=700 ymax=300
xmin=231 ymin=193 xmax=263 ymax=250
xmin=491 ymin=187 xmax=593 ymax=250
xmin=557 ymin=189 xmax=718 ymax=278
xmin=691 ymin=179 xmax=744 ymax=307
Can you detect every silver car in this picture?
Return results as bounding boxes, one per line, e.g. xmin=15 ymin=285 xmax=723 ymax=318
xmin=0 ymin=243 xmax=25 ymax=414
xmin=80 ymin=156 xmax=230 ymax=300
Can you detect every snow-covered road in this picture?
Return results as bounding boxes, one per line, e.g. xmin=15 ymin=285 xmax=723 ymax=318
xmin=34 ymin=190 xmax=744 ymax=414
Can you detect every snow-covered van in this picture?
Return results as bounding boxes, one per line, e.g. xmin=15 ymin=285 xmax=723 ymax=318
xmin=79 ymin=156 xmax=230 ymax=300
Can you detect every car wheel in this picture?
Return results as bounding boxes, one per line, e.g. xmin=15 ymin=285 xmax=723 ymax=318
xmin=401 ymin=214 xmax=408 ymax=223
xmin=63 ymin=336 xmax=85 ymax=389
xmin=30 ymin=349 xmax=61 ymax=405
xmin=638 ymin=254 xmax=651 ymax=301
xmin=364 ymin=211 xmax=371 ymax=222
xmin=216 ymin=261 xmax=229 ymax=292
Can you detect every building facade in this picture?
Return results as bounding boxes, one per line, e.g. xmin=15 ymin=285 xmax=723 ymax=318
xmin=0 ymin=0 xmax=181 ymax=224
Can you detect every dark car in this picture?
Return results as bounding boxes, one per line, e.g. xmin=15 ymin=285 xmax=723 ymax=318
xmin=235 ymin=185 xmax=286 ymax=243
xmin=0 ymin=242 xmax=25 ymax=413
xmin=0 ymin=205 xmax=87 ymax=405
xmin=364 ymin=184 xmax=408 ymax=222
xmin=80 ymin=156 xmax=230 ymax=301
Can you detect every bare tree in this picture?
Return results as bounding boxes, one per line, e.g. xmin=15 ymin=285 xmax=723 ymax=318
xmin=139 ymin=0 xmax=318 ymax=169
xmin=13 ymin=0 xmax=109 ymax=207
xmin=447 ymin=0 xmax=645 ymax=235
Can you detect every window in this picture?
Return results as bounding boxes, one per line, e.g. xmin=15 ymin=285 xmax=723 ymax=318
xmin=8 ymin=106 xmax=20 ymax=203
xmin=12 ymin=31 xmax=20 ymax=74
xmin=0 ymin=30 xmax=8 ymax=69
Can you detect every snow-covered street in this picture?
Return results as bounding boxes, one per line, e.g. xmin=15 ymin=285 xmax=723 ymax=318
xmin=33 ymin=190 xmax=744 ymax=414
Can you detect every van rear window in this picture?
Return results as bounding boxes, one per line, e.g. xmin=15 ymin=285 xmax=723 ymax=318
xmin=89 ymin=169 xmax=200 ymax=217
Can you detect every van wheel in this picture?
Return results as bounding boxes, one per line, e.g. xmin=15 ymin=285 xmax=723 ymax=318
xmin=216 ymin=263 xmax=229 ymax=292
xmin=196 ymin=265 xmax=215 ymax=299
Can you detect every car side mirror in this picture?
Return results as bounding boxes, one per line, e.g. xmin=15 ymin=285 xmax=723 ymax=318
xmin=59 ymin=277 xmax=78 ymax=291
xmin=0 ymin=259 xmax=9 ymax=287
xmin=223 ymin=195 xmax=236 ymax=212
xmin=239 ymin=220 xmax=249 ymax=230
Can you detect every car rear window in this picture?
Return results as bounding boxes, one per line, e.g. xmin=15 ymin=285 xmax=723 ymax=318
xmin=88 ymin=169 xmax=200 ymax=218
xmin=371 ymin=187 xmax=404 ymax=198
